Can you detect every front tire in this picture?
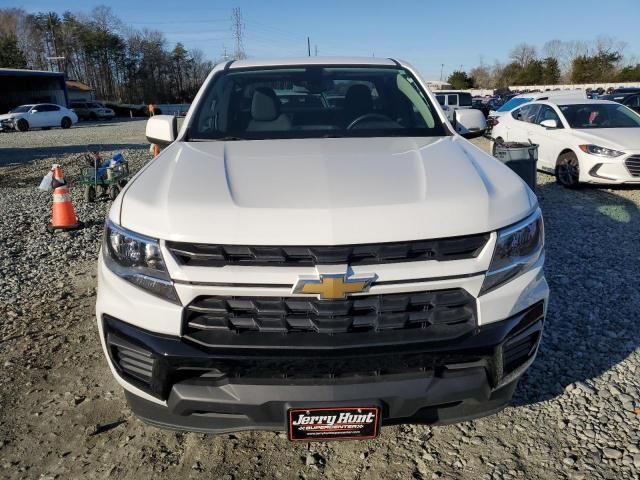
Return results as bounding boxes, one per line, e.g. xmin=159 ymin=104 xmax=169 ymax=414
xmin=16 ymin=119 xmax=29 ymax=132
xmin=556 ymin=152 xmax=581 ymax=188
xmin=61 ymin=117 xmax=72 ymax=129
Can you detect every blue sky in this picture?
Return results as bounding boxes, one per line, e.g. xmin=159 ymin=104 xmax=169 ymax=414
xmin=4 ymin=0 xmax=640 ymax=79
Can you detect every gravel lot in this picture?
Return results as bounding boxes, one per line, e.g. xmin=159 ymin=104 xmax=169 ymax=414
xmin=1 ymin=120 xmax=639 ymax=479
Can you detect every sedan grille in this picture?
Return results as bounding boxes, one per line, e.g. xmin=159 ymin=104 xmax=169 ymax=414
xmin=625 ymin=155 xmax=640 ymax=177
xmin=166 ymin=234 xmax=489 ymax=267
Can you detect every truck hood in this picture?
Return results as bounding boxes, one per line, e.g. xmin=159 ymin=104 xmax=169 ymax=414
xmin=571 ymin=128 xmax=640 ymax=150
xmin=118 ymin=137 xmax=536 ymax=244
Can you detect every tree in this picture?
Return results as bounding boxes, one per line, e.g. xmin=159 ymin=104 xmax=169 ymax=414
xmin=447 ymin=70 xmax=474 ymax=89
xmin=616 ymin=64 xmax=640 ymax=82
xmin=469 ymin=64 xmax=492 ymax=89
xmin=510 ymin=43 xmax=537 ymax=67
xmin=541 ymin=57 xmax=561 ymax=84
xmin=0 ymin=34 xmax=27 ymax=68
xmin=571 ymin=51 xmax=622 ymax=83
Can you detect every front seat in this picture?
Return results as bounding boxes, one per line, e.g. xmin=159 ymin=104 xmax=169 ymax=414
xmin=247 ymin=87 xmax=292 ymax=131
xmin=343 ymin=84 xmax=373 ymax=126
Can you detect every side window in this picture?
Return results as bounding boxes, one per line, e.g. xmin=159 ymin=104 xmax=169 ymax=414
xmin=49 ymin=105 xmax=60 ymax=111
xmin=447 ymin=94 xmax=458 ymax=106
xmin=513 ymin=105 xmax=532 ymax=121
xmin=511 ymin=107 xmax=523 ymax=120
xmin=435 ymin=95 xmax=445 ymax=106
xmin=627 ymin=95 xmax=640 ymax=108
xmin=536 ymin=105 xmax=562 ymax=127
xmin=522 ymin=104 xmax=541 ymax=123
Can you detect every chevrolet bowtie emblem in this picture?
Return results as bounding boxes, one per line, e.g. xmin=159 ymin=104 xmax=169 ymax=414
xmin=292 ymin=272 xmax=376 ymax=300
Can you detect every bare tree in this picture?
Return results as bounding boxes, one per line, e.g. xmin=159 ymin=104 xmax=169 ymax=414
xmin=510 ymin=43 xmax=537 ymax=67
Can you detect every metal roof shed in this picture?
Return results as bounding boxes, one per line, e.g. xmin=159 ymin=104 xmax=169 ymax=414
xmin=0 ymin=69 xmax=68 ymax=114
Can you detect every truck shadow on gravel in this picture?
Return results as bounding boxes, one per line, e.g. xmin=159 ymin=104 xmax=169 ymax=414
xmin=513 ymin=179 xmax=640 ymax=406
xmin=0 ymin=144 xmax=148 ymax=166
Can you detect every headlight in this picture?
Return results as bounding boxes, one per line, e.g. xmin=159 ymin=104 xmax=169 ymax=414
xmin=480 ymin=209 xmax=544 ymax=294
xmin=578 ymin=144 xmax=624 ymax=157
xmin=103 ymin=220 xmax=180 ymax=304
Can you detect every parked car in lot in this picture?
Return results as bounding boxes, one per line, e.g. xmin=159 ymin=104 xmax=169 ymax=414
xmin=97 ymin=57 xmax=548 ymax=439
xmin=487 ymin=90 xmax=587 ymax=129
xmin=0 ymin=103 xmax=78 ymax=131
xmin=599 ymin=93 xmax=640 ymax=115
xmin=71 ymin=101 xmax=115 ymax=120
xmin=491 ymin=98 xmax=640 ymax=187
xmin=435 ymin=90 xmax=487 ymax=136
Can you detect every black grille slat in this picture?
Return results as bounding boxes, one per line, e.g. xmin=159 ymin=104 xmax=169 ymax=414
xmin=625 ymin=155 xmax=640 ymax=177
xmin=183 ymin=289 xmax=476 ymax=337
xmin=108 ymin=334 xmax=155 ymax=384
xmin=503 ymin=333 xmax=539 ymax=373
xmin=167 ymin=234 xmax=489 ymax=267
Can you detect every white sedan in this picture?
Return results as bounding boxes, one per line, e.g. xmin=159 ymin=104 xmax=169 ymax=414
xmin=0 ymin=103 xmax=78 ymax=132
xmin=491 ymin=99 xmax=640 ymax=187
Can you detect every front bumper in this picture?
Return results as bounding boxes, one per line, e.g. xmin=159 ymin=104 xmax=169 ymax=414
xmin=579 ymin=150 xmax=640 ymax=184
xmin=100 ymin=299 xmax=545 ymax=433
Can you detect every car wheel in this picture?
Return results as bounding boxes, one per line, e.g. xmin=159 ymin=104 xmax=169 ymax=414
xmin=556 ymin=152 xmax=581 ymax=188
xmin=84 ymin=185 xmax=96 ymax=203
xmin=16 ymin=119 xmax=29 ymax=132
xmin=61 ymin=117 xmax=72 ymax=129
xmin=108 ymin=184 xmax=120 ymax=200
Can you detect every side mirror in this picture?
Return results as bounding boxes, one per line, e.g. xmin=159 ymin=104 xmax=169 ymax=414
xmin=540 ymin=119 xmax=558 ymax=129
xmin=452 ymin=110 xmax=458 ymax=131
xmin=146 ymin=115 xmax=177 ymax=145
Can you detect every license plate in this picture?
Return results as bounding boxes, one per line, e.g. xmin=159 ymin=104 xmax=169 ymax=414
xmin=287 ymin=406 xmax=380 ymax=441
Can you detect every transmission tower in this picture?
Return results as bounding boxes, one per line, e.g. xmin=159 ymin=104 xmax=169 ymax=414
xmin=231 ymin=7 xmax=246 ymax=60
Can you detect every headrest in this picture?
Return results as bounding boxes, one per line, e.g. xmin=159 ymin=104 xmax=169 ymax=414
xmin=344 ymin=84 xmax=373 ymax=113
xmin=251 ymin=87 xmax=280 ymax=121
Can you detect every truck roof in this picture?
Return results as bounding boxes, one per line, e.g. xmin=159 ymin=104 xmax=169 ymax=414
xmin=228 ymin=56 xmax=399 ymax=69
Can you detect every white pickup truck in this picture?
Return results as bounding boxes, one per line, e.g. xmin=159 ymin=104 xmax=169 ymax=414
xmin=96 ymin=57 xmax=548 ymax=440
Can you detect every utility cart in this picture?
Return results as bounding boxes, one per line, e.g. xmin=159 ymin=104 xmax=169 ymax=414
xmin=78 ymin=145 xmax=130 ymax=202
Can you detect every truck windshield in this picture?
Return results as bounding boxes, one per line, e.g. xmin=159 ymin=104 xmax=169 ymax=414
xmin=188 ymin=65 xmax=447 ymax=140
xmin=559 ymin=103 xmax=640 ymax=129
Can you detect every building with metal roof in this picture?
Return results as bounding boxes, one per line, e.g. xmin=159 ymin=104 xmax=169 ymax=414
xmin=0 ymin=68 xmax=68 ymax=114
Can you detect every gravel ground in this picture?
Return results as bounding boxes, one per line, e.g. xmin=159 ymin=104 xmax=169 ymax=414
xmin=0 ymin=122 xmax=639 ymax=479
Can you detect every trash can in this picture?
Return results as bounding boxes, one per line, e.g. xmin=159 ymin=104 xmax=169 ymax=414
xmin=493 ymin=142 xmax=538 ymax=191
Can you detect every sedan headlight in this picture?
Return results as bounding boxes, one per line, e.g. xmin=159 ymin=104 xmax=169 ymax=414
xmin=103 ymin=220 xmax=180 ymax=304
xmin=578 ymin=144 xmax=624 ymax=158
xmin=481 ymin=209 xmax=544 ymax=294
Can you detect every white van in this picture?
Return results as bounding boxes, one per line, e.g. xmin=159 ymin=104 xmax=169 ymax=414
xmin=435 ymin=90 xmax=487 ymax=137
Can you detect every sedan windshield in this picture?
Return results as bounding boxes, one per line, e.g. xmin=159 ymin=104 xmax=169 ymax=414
xmin=11 ymin=105 xmax=32 ymax=113
xmin=188 ymin=65 xmax=447 ymax=140
xmin=497 ymin=97 xmax=532 ymax=112
xmin=559 ymin=103 xmax=640 ymax=129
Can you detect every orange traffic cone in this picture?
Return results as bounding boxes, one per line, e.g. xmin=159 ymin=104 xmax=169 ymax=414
xmin=47 ymin=164 xmax=83 ymax=232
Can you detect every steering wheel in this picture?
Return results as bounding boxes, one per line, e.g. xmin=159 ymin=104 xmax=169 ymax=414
xmin=347 ymin=113 xmax=393 ymax=130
